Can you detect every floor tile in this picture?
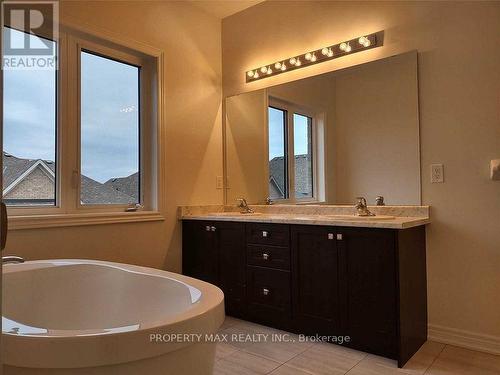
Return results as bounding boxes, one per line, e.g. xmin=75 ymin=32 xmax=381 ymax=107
xmin=213 ymin=350 xmax=281 ymax=375
xmin=215 ymin=319 xmax=499 ymax=375
xmin=347 ymin=341 xmax=444 ymax=375
xmin=286 ymin=342 xmax=367 ymax=375
xmin=270 ymin=364 xmax=316 ymax=375
xmin=220 ymin=319 xmax=313 ymax=362
xmin=220 ymin=316 xmax=245 ymax=330
xmin=215 ymin=342 xmax=240 ymax=361
xmin=425 ymin=345 xmax=500 ymax=375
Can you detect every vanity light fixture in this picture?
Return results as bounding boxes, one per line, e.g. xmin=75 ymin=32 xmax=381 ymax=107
xmin=245 ymin=31 xmax=383 ymax=82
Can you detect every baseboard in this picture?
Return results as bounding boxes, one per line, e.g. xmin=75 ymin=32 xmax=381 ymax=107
xmin=428 ymin=324 xmax=500 ymax=355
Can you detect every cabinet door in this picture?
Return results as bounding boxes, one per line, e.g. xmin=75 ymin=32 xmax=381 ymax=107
xmin=215 ymin=221 xmax=246 ymax=317
xmin=182 ymin=220 xmax=218 ymax=285
xmin=291 ymin=225 xmax=340 ymax=335
xmin=246 ymin=266 xmax=291 ymax=329
xmin=339 ymin=228 xmax=397 ymax=357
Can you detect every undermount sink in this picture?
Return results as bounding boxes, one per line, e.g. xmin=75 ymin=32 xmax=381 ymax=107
xmin=327 ymin=214 xmax=395 ymax=221
xmin=207 ymin=212 xmax=263 ymax=216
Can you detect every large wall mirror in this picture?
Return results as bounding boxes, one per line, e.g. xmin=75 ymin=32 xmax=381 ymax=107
xmin=225 ymin=51 xmax=421 ymax=206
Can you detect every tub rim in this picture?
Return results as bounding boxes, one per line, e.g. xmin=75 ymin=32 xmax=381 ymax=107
xmin=2 ymin=259 xmax=225 ymax=369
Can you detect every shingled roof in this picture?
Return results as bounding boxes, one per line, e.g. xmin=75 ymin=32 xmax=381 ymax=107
xmin=104 ymin=172 xmax=139 ymax=201
xmin=269 ymin=154 xmax=312 ymax=199
xmin=2 ymin=152 xmax=137 ymax=204
xmin=3 ymin=152 xmax=55 ymax=187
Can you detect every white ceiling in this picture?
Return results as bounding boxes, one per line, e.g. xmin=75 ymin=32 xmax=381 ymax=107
xmin=189 ymin=0 xmax=264 ymax=19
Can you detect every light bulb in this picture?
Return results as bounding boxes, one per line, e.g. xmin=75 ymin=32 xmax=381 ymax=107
xmin=321 ymin=47 xmax=329 ymax=56
xmin=289 ymin=57 xmax=297 ymax=65
xmin=327 ymin=49 xmax=334 ymax=57
xmin=345 ymin=43 xmax=352 ymax=52
xmin=254 ymin=72 xmax=259 ymax=78
xmin=305 ymin=52 xmax=312 ymax=61
xmin=261 ymin=66 xmax=268 ymax=73
xmin=247 ymin=71 xmax=254 ymax=78
xmin=281 ymin=64 xmax=287 ymax=71
xmin=310 ymin=53 xmax=317 ymax=62
xmin=295 ymin=58 xmax=301 ymax=66
xmin=275 ymin=62 xmax=282 ymax=69
xmin=358 ymin=36 xmax=371 ymax=47
xmin=267 ymin=67 xmax=272 ymax=75
xmin=339 ymin=42 xmax=347 ymax=51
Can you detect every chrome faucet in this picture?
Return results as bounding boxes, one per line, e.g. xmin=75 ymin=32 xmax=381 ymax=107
xmin=355 ymin=197 xmax=375 ymax=217
xmin=236 ymin=197 xmax=254 ymax=214
xmin=2 ymin=256 xmax=24 ymax=264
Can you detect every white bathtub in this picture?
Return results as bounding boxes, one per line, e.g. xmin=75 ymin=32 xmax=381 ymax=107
xmin=2 ymin=259 xmax=225 ymax=375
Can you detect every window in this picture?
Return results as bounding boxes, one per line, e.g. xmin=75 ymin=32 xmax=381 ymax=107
xmin=268 ymin=99 xmax=317 ymax=202
xmin=293 ymin=114 xmax=313 ymax=199
xmin=2 ymin=28 xmax=57 ymax=206
xmin=2 ymin=24 xmax=161 ymax=224
xmin=80 ymin=51 xmax=140 ymax=205
xmin=268 ymin=107 xmax=288 ymax=200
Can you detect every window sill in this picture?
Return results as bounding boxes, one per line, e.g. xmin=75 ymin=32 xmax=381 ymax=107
xmin=8 ymin=211 xmax=165 ymax=231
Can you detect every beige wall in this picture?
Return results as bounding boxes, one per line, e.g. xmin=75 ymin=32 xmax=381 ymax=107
xmin=334 ymin=52 xmax=420 ymax=204
xmin=5 ymin=1 xmax=223 ymax=273
xmin=222 ymin=0 xmax=500 ymax=344
xmin=226 ymin=90 xmax=268 ymax=203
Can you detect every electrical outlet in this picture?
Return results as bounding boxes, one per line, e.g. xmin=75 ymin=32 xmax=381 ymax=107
xmin=216 ymin=176 xmax=223 ymax=189
xmin=431 ymin=164 xmax=444 ymax=183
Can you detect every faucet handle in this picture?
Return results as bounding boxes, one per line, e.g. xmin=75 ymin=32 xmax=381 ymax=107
xmin=355 ymin=197 xmax=367 ymax=206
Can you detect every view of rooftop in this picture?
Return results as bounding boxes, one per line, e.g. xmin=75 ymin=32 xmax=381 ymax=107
xmin=2 ymin=152 xmax=138 ymax=206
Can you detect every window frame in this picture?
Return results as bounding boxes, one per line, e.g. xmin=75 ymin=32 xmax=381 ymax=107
xmin=75 ymin=39 xmax=145 ymax=212
xmin=268 ymin=97 xmax=320 ymax=204
xmin=2 ymin=26 xmax=64 ymax=216
xmin=267 ymin=105 xmax=289 ymax=200
xmin=2 ymin=22 xmax=165 ymax=228
xmin=292 ymin=112 xmax=314 ymax=201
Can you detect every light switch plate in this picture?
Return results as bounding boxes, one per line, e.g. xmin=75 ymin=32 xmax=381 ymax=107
xmin=431 ymin=164 xmax=444 ymax=183
xmin=491 ymin=159 xmax=500 ymax=180
xmin=216 ymin=176 xmax=223 ymax=189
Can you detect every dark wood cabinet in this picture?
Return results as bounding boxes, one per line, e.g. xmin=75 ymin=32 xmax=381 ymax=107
xmin=246 ymin=266 xmax=291 ymax=328
xmin=291 ymin=225 xmax=340 ymax=336
xmin=217 ymin=221 xmax=246 ymax=317
xmin=338 ymin=227 xmax=397 ymax=358
xmin=182 ymin=219 xmax=427 ymax=367
xmin=182 ymin=220 xmax=218 ymax=285
xmin=182 ymin=220 xmax=246 ymax=317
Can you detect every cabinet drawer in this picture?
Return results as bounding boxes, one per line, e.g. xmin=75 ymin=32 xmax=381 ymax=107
xmin=247 ymin=244 xmax=290 ymax=270
xmin=246 ymin=266 xmax=291 ymax=315
xmin=246 ymin=223 xmax=290 ymax=247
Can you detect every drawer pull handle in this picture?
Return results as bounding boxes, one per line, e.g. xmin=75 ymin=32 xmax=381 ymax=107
xmin=328 ymin=233 xmax=334 ymax=240
xmin=262 ymin=253 xmax=270 ymax=260
xmin=205 ymin=226 xmax=211 ymax=232
xmin=262 ymin=231 xmax=268 ymax=238
xmin=211 ymin=226 xmax=216 ymax=232
xmin=337 ymin=233 xmax=343 ymax=240
xmin=262 ymin=288 xmax=270 ymax=296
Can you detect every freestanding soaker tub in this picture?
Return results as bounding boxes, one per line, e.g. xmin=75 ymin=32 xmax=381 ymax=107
xmin=2 ymin=259 xmax=225 ymax=375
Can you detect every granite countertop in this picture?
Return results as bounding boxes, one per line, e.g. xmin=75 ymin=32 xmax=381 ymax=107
xmin=179 ymin=205 xmax=430 ymax=229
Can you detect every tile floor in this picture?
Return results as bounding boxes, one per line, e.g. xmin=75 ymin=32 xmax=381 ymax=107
xmin=214 ymin=317 xmax=500 ymax=375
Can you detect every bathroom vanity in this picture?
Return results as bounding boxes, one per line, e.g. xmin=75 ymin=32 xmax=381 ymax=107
xmin=181 ymin=207 xmax=429 ymax=367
